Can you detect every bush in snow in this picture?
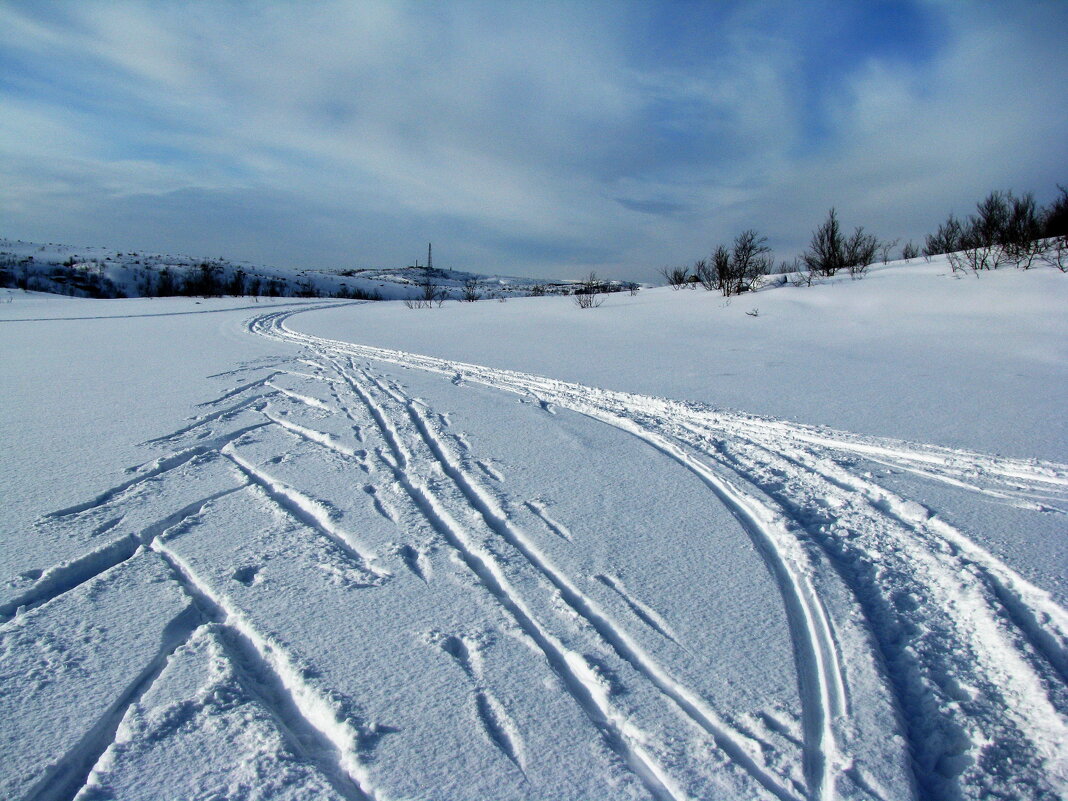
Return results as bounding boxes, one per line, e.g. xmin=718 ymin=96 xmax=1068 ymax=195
xmin=573 ymin=271 xmax=605 ymax=308
xmin=802 ymin=208 xmax=879 ymax=278
xmin=405 ymin=265 xmax=447 ymax=308
xmin=720 ymin=230 xmax=773 ymax=296
xmin=659 ymin=264 xmax=691 ymax=290
xmin=1042 ymin=185 xmax=1068 ymax=239
xmin=460 ymin=278 xmax=481 ymax=302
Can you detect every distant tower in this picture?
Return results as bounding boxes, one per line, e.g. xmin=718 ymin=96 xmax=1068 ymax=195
xmin=427 ymin=242 xmax=433 ymax=272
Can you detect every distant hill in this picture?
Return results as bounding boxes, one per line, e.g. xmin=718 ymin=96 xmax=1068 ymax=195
xmin=0 ymin=238 xmax=637 ymax=301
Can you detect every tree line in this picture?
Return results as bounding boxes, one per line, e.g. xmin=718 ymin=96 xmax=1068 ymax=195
xmin=661 ymin=184 xmax=1068 ymax=294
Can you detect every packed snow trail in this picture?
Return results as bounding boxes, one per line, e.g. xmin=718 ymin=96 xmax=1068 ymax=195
xmin=258 ymin=304 xmax=1068 ymax=800
xmin=4 ymin=301 xmax=1066 ymax=801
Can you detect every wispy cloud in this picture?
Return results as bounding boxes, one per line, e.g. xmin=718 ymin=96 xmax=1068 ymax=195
xmin=0 ymin=0 xmax=1065 ymax=279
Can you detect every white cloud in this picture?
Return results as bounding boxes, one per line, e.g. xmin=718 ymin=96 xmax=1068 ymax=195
xmin=0 ymin=0 xmax=1065 ymax=280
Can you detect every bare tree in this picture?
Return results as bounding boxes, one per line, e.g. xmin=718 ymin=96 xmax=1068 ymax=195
xmin=573 ymin=271 xmax=605 ymax=308
xmin=901 ymin=241 xmax=919 ymax=261
xmin=924 ymin=213 xmax=965 ymax=257
xmin=711 ymin=245 xmax=731 ymax=291
xmin=1003 ymin=192 xmax=1043 ymax=269
xmin=405 ymin=264 xmax=447 ymax=308
xmin=802 ymin=208 xmax=846 ymax=276
xmin=970 ymin=190 xmax=1010 ymax=249
xmin=1042 ymin=185 xmax=1068 ymax=238
xmin=729 ymin=229 xmax=772 ymax=294
xmin=1040 ymin=236 xmax=1068 ymax=272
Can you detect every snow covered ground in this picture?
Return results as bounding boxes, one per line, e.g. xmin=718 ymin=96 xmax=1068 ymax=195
xmin=1 ymin=257 xmax=1066 ymax=800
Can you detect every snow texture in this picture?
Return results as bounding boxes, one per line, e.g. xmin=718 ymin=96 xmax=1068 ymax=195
xmin=1 ymin=257 xmax=1066 ymax=800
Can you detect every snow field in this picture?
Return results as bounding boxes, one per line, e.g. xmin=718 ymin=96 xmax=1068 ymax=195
xmin=1 ymin=261 xmax=1066 ymax=799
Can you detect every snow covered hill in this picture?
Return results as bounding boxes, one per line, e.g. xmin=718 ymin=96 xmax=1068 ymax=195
xmin=1 ymin=257 xmax=1066 ymax=800
xmin=0 ymin=238 xmax=620 ymax=301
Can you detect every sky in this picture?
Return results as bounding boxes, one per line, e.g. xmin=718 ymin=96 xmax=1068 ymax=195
xmin=1 ymin=1 xmax=1066 ymax=282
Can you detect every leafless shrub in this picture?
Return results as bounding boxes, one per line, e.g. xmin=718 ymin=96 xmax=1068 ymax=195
xmin=791 ymin=267 xmax=820 ymax=287
xmin=803 ymin=208 xmax=846 ymax=276
xmin=803 ymin=208 xmax=879 ymax=279
xmin=901 ymin=241 xmax=919 ymax=261
xmin=660 ymin=264 xmax=691 ymax=290
xmin=1003 ymin=193 xmax=1044 ymax=269
xmin=692 ymin=257 xmax=717 ymax=291
xmin=1040 ymin=236 xmax=1068 ymax=271
xmin=879 ymin=237 xmax=900 ymax=264
xmin=924 ymin=213 xmax=965 ymax=257
xmin=845 ymin=227 xmax=879 ymax=279
xmin=460 ymin=278 xmax=481 ymax=302
xmin=947 ymin=242 xmax=1012 ymax=276
xmin=706 ymin=231 xmax=772 ymax=297
xmin=573 ymin=271 xmax=605 ymax=308
xmin=1042 ymin=185 xmax=1068 ymax=238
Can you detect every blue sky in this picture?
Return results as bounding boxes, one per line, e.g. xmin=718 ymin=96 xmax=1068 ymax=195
xmin=1 ymin=1 xmax=1066 ymax=281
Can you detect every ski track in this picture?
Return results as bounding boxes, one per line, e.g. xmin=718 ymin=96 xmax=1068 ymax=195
xmin=16 ymin=303 xmax=1067 ymax=801
xmin=434 ymin=632 xmax=528 ymax=776
xmin=2 ymin=486 xmax=244 ymax=626
xmin=393 ymin=385 xmax=798 ymax=801
xmin=21 ymin=605 xmax=203 ymax=801
xmin=593 ymin=574 xmax=682 ymax=648
xmin=221 ymin=445 xmax=388 ymax=584
xmin=195 ymin=371 xmax=283 ymax=407
xmin=253 ymin=306 xmax=1068 ymax=800
xmin=523 ymin=499 xmax=574 ymax=543
xmin=151 ymin=542 xmax=380 ymax=801
xmin=45 ymin=424 xmax=268 ymax=518
xmin=319 ymin=354 xmax=691 ymax=801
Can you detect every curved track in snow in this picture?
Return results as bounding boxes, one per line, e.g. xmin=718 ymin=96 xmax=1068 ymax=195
xmin=4 ymin=302 xmax=1066 ymax=801
xmin=256 ymin=304 xmax=1068 ymax=801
